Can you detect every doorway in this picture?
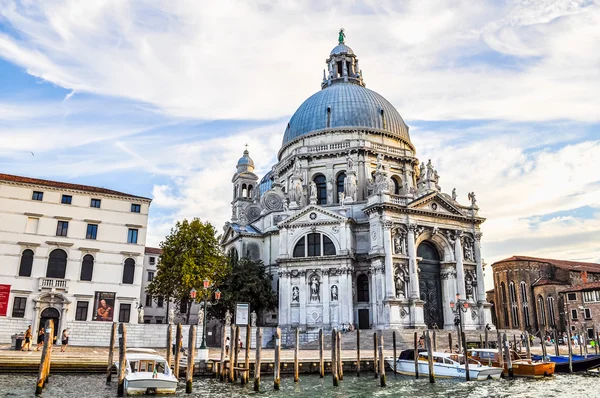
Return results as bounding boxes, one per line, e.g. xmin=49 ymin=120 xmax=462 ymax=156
xmin=358 ymin=309 xmax=370 ymax=329
xmin=417 ymin=241 xmax=444 ymax=329
xmin=39 ymin=307 xmax=60 ymax=340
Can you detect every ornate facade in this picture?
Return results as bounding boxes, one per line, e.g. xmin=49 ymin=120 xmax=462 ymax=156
xmin=221 ymin=31 xmax=492 ymax=333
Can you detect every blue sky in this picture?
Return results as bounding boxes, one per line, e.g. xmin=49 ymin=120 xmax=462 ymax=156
xmin=1 ymin=1 xmax=599 ymax=288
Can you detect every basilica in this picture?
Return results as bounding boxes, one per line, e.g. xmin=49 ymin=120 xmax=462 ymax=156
xmin=221 ymin=31 xmax=492 ymax=334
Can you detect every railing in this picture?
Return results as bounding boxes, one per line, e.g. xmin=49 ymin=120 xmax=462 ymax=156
xmin=38 ymin=278 xmax=69 ymax=292
xmin=389 ymin=194 xmax=408 ymax=206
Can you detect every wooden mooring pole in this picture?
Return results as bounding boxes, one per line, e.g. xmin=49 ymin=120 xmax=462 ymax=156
xmin=566 ymin=327 xmax=573 ymax=373
xmin=448 ymin=332 xmax=453 ymax=353
xmin=462 ymin=331 xmax=470 ymax=381
xmin=503 ymin=333 xmax=513 ymax=378
xmin=294 ymin=328 xmax=300 ymax=383
xmin=414 ymin=332 xmax=419 ymax=379
xmin=254 ymin=327 xmax=262 ymax=392
xmin=229 ymin=326 xmax=235 ymax=382
xmin=484 ymin=327 xmax=489 ymax=349
xmin=117 ymin=323 xmax=127 ymax=397
xmin=427 ymin=330 xmax=435 ymax=384
xmin=457 ymin=329 xmax=462 ymax=353
xmin=106 ymin=322 xmax=117 ymax=383
xmin=332 ymin=329 xmax=339 ymax=387
xmin=373 ymin=332 xmax=378 ymax=379
xmin=219 ymin=325 xmax=226 ymax=381
xmin=319 ymin=329 xmax=325 ymax=378
xmin=243 ymin=324 xmax=251 ymax=385
xmin=356 ymin=328 xmax=361 ymax=377
xmin=433 ymin=330 xmax=437 ymax=352
xmin=596 ymin=329 xmax=599 ymax=356
xmin=166 ymin=324 xmax=173 ymax=370
xmin=541 ymin=332 xmax=547 ymax=359
xmin=554 ymin=329 xmax=560 ymax=357
xmin=35 ymin=320 xmax=53 ymax=395
xmin=186 ymin=325 xmax=196 ymax=393
xmin=379 ymin=332 xmax=386 ymax=387
xmin=525 ymin=331 xmax=531 ymax=359
xmin=233 ymin=326 xmax=240 ymax=382
xmin=392 ymin=331 xmax=397 ymax=377
xmin=337 ymin=330 xmax=343 ymax=381
xmin=497 ymin=330 xmax=504 ymax=369
xmin=273 ymin=327 xmax=281 ymax=390
xmin=174 ymin=323 xmax=182 ymax=380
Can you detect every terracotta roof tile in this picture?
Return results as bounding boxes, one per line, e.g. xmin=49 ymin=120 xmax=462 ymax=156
xmin=145 ymin=247 xmax=162 ymax=255
xmin=0 ymin=173 xmax=151 ymax=201
xmin=493 ymin=255 xmax=600 ymax=273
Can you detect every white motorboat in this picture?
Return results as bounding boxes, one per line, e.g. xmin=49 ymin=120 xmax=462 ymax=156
xmin=386 ymin=349 xmax=503 ymax=381
xmin=113 ymin=348 xmax=178 ymax=395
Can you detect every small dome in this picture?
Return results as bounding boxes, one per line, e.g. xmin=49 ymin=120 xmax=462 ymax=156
xmin=237 ymin=149 xmax=254 ymax=168
xmin=330 ymin=43 xmax=354 ymax=55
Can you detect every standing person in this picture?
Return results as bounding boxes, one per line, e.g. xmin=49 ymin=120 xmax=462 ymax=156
xmin=225 ymin=337 xmax=231 ymax=357
xmin=22 ymin=325 xmax=32 ymax=351
xmin=36 ymin=328 xmax=45 ymax=351
xmin=60 ymin=329 xmax=69 ymax=352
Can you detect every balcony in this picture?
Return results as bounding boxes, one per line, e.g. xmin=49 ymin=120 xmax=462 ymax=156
xmin=38 ymin=278 xmax=69 ymax=293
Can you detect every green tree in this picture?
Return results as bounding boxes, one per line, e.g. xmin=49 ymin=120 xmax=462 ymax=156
xmin=146 ymin=218 xmax=228 ymax=323
xmin=209 ymin=257 xmax=278 ymax=324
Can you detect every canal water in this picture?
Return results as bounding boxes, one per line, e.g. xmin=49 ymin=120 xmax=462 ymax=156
xmin=0 ymin=373 xmax=597 ymax=397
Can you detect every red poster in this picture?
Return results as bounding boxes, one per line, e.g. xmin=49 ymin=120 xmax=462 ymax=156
xmin=0 ymin=284 xmax=11 ymax=317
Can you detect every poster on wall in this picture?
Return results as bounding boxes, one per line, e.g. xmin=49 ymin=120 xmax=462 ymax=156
xmin=0 ymin=284 xmax=10 ymax=317
xmin=235 ymin=302 xmax=250 ymax=325
xmin=92 ymin=291 xmax=116 ymax=321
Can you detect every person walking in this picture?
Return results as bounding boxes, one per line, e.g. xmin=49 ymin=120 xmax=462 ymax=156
xmin=21 ymin=325 xmax=32 ymax=351
xmin=60 ymin=329 xmax=69 ymax=352
xmin=225 ymin=337 xmax=230 ymax=357
xmin=36 ymin=328 xmax=45 ymax=351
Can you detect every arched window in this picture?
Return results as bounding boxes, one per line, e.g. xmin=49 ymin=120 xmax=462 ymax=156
xmin=80 ymin=254 xmax=94 ymax=281
xmin=122 ymin=258 xmax=135 ymax=284
xmin=313 ymin=175 xmax=327 ymax=205
xmin=520 ymin=281 xmax=530 ymax=327
xmin=538 ymin=295 xmax=546 ymax=326
xmin=500 ymin=282 xmax=509 ymax=328
xmin=18 ymin=249 xmax=34 ymax=277
xmin=228 ymin=247 xmax=239 ymax=266
xmin=292 ymin=233 xmax=336 ymax=257
xmin=417 ymin=241 xmax=439 ymax=261
xmin=509 ymin=281 xmax=519 ymax=328
xmin=46 ymin=249 xmax=67 ymax=279
xmin=391 ymin=176 xmax=401 ymax=195
xmin=336 ymin=172 xmax=346 ymax=203
xmin=357 ymin=274 xmax=369 ymax=302
xmin=547 ymin=296 xmax=556 ymax=326
xmin=242 ymin=184 xmax=247 ymax=198
xmin=248 ymin=185 xmax=253 ymax=198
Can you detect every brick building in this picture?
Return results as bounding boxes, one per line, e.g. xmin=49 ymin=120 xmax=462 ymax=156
xmin=490 ymin=256 xmax=600 ymax=335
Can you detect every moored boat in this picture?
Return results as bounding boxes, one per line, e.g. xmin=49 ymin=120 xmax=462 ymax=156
xmin=386 ymin=349 xmax=503 ymax=381
xmin=113 ymin=348 xmax=178 ymax=395
xmin=531 ymin=353 xmax=600 ymax=373
xmin=469 ymin=348 xmax=555 ymax=378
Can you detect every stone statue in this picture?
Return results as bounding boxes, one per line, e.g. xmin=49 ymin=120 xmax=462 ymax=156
xmin=426 ymin=159 xmax=434 ymax=179
xmin=250 ymin=310 xmax=257 ymax=327
xmin=338 ymin=28 xmax=345 ymax=43
xmin=292 ymin=180 xmax=303 ymax=205
xmin=197 ymin=306 xmax=204 ymax=327
xmin=345 ymin=173 xmax=357 ymax=201
xmin=376 ymin=153 xmax=385 ymax=171
xmin=468 ymin=191 xmax=477 ymax=206
xmin=452 ymin=188 xmax=457 ymax=201
xmin=292 ymin=286 xmax=299 ymax=303
xmin=138 ymin=306 xmax=144 ymax=324
xmin=331 ymin=285 xmax=338 ymax=301
xmin=309 ymin=181 xmax=317 ymax=201
xmin=225 ymin=309 xmax=232 ymax=326
xmin=419 ymin=162 xmax=425 ymax=180
xmin=346 ymin=152 xmax=354 ymax=170
xmin=395 ymin=266 xmax=407 ymax=299
xmin=168 ymin=308 xmax=175 ymax=324
xmin=393 ymin=234 xmax=401 ymax=254
xmin=339 ymin=191 xmax=346 ymax=207
xmin=310 ymin=276 xmax=320 ymax=302
xmin=433 ymin=170 xmax=439 ymax=184
xmin=283 ymin=198 xmax=289 ymax=212
xmin=293 ymin=161 xmax=301 ymax=177
xmin=466 ymin=278 xmax=474 ymax=299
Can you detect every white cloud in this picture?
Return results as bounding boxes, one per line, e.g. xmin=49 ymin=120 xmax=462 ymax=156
xmin=0 ymin=1 xmax=598 ymax=122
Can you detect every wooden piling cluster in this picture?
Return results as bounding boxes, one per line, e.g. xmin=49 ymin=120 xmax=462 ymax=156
xmin=35 ymin=319 xmax=54 ymax=395
xmin=274 ymin=327 xmax=281 ymax=390
xmin=254 ymin=327 xmax=262 ymax=391
xmin=185 ymin=325 xmax=197 ymax=393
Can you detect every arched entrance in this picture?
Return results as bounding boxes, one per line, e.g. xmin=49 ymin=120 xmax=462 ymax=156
xmin=39 ymin=307 xmax=60 ymax=340
xmin=417 ymin=241 xmax=443 ymax=329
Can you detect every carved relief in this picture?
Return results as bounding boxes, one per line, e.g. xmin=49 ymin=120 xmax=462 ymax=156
xmin=261 ymin=191 xmax=284 ymax=211
xmin=394 ymin=263 xmax=409 ymax=299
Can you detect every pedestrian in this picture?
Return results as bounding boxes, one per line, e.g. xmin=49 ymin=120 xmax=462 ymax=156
xmin=22 ymin=325 xmax=32 ymax=351
xmin=239 ymin=338 xmax=243 ymax=349
xmin=60 ymin=329 xmax=69 ymax=352
xmin=225 ymin=337 xmax=231 ymax=356
xmin=36 ymin=328 xmax=45 ymax=351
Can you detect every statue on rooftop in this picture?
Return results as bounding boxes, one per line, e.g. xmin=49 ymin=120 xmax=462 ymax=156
xmin=338 ymin=28 xmax=345 ymax=44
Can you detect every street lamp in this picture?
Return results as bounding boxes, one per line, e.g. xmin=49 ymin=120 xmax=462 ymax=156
xmin=190 ymin=279 xmax=221 ymax=351
xmin=450 ymin=293 xmax=471 ymax=381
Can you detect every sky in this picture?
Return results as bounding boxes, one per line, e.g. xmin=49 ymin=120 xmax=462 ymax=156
xmin=1 ymin=1 xmax=599 ymax=289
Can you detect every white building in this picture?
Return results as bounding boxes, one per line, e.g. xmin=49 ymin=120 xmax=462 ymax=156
xmin=0 ymin=173 xmax=151 ymax=342
xmin=222 ymin=32 xmax=492 ymax=335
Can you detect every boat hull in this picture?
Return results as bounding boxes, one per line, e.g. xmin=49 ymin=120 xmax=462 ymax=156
xmin=124 ymin=375 xmax=178 ymax=395
xmin=532 ymin=354 xmax=600 ymax=373
xmin=386 ymin=359 xmax=502 ymax=381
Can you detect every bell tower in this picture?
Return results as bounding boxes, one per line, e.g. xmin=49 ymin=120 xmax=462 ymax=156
xmin=231 ymin=146 xmax=259 ymax=223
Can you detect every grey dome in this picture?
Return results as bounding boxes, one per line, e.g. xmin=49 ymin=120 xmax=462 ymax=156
xmin=330 ymin=43 xmax=354 ymax=55
xmin=282 ymin=83 xmax=411 ymax=146
xmin=237 ymin=149 xmax=254 ymax=167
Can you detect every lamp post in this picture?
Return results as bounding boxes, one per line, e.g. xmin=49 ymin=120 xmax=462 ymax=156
xmin=190 ymin=279 xmax=221 ymax=352
xmin=450 ymin=293 xmax=470 ymax=381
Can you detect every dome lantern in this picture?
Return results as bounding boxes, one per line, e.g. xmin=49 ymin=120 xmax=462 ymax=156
xmin=322 ymin=29 xmax=364 ymax=89
xmin=236 ymin=145 xmax=255 ymax=173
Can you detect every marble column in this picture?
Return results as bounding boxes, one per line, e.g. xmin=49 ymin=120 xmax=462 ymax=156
xmin=31 ymin=302 xmax=40 ymax=336
xmin=299 ymin=271 xmax=307 ymax=327
xmin=407 ymin=224 xmax=420 ymax=299
xmin=441 ymin=267 xmax=458 ymax=329
xmin=474 ymin=232 xmax=486 ymax=302
xmin=382 ymin=221 xmax=395 ymax=300
xmin=58 ymin=306 xmax=67 ymax=344
xmin=454 ymin=232 xmax=466 ymax=299
xmin=346 ymin=270 xmax=354 ymax=326
xmin=369 ymin=268 xmax=378 ymax=327
xmin=323 ymin=270 xmax=330 ymax=326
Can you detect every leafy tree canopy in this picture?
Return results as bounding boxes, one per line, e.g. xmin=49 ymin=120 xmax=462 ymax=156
xmin=146 ymin=218 xmax=228 ymax=309
xmin=209 ymin=257 xmax=278 ymax=324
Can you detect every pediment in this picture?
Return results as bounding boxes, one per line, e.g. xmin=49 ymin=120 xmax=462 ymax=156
xmin=407 ymin=192 xmax=464 ymax=216
xmin=278 ymin=205 xmax=347 ymax=228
